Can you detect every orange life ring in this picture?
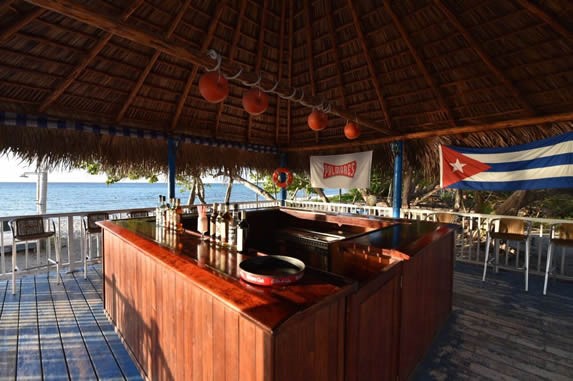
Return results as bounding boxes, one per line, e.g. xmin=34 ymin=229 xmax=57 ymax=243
xmin=272 ymin=168 xmax=293 ymax=188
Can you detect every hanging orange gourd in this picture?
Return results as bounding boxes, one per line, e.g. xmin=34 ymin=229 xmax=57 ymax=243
xmin=344 ymin=121 xmax=360 ymax=140
xmin=242 ymin=88 xmax=269 ymax=115
xmin=307 ymin=109 xmax=328 ymax=131
xmin=198 ymin=71 xmax=229 ymax=103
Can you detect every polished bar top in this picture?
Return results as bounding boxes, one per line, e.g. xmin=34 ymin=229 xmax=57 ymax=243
xmin=99 ymin=210 xmax=457 ymax=330
xmin=99 ymin=218 xmax=355 ymax=333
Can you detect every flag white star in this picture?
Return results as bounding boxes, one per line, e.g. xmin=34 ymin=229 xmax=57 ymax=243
xmin=449 ymin=159 xmax=466 ymax=173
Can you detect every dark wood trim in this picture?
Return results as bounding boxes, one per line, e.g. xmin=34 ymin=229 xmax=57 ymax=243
xmin=283 ymin=110 xmax=573 ymax=152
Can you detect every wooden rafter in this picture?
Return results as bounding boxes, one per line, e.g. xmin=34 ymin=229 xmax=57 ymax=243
xmin=0 ymin=7 xmax=44 ymax=43
xmin=283 ymin=111 xmax=573 ymax=152
xmin=25 ymin=0 xmax=388 ymax=134
xmin=384 ymin=2 xmax=457 ymax=128
xmin=170 ymin=1 xmax=225 ymax=132
xmin=286 ymin=1 xmax=294 ymax=145
xmin=347 ymin=0 xmax=393 ymax=130
xmin=214 ymin=0 xmax=246 ymax=138
xmin=325 ymin=1 xmax=346 ymax=109
xmin=0 ymin=1 xmax=17 ymax=16
xmin=39 ymin=0 xmax=144 ymax=112
xmin=115 ymin=0 xmax=191 ymax=124
xmin=516 ymin=0 xmax=573 ymax=42
xmin=303 ymin=0 xmax=320 ymax=143
xmin=433 ymin=0 xmax=535 ymax=116
xmin=274 ymin=0 xmax=286 ymax=145
xmin=247 ymin=0 xmax=268 ymax=143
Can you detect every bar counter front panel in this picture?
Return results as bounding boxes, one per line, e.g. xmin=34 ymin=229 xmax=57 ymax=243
xmin=99 ymin=207 xmax=456 ymax=381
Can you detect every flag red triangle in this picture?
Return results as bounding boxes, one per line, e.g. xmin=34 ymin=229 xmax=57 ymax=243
xmin=441 ymin=146 xmax=492 ymax=188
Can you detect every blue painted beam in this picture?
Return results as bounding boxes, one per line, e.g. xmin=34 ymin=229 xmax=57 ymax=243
xmin=279 ymin=153 xmax=287 ymax=206
xmin=167 ymin=137 xmax=177 ymax=199
xmin=392 ymin=141 xmax=403 ymax=218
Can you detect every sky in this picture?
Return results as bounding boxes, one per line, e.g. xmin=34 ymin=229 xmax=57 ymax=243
xmin=0 ymin=153 xmax=109 ymax=183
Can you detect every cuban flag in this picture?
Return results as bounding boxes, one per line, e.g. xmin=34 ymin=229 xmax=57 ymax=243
xmin=440 ymin=132 xmax=573 ymax=191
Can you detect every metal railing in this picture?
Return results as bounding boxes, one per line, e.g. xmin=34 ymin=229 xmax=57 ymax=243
xmin=285 ymin=200 xmax=573 ymax=280
xmin=2 ymin=199 xmax=571 ymax=281
xmin=0 ymin=200 xmax=278 ymax=278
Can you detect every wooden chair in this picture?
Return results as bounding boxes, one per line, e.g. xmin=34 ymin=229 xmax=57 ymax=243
xmin=426 ymin=212 xmax=459 ymax=224
xmin=9 ymin=217 xmax=60 ymax=294
xmin=83 ymin=212 xmax=109 ymax=279
xmin=543 ymin=223 xmax=573 ymax=295
xmin=128 ymin=210 xmax=149 ymax=218
xmin=482 ymin=218 xmax=532 ymax=291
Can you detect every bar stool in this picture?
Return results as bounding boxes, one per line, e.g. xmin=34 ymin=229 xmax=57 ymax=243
xmin=83 ymin=212 xmax=109 ymax=279
xmin=9 ymin=216 xmax=60 ymax=294
xmin=543 ymin=223 xmax=573 ymax=295
xmin=482 ymin=218 xmax=532 ymax=291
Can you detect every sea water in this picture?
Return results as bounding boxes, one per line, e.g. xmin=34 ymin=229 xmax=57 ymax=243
xmin=0 ymin=182 xmax=338 ymax=217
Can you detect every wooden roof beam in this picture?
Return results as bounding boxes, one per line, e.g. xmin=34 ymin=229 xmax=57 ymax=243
xmin=275 ymin=0 xmax=286 ymax=145
xmin=303 ymin=0 xmax=320 ymax=144
xmin=325 ymin=1 xmax=347 ymax=109
xmin=247 ymin=0 xmax=268 ymax=143
xmin=347 ymin=0 xmax=393 ymax=130
xmin=433 ymin=0 xmax=535 ymax=116
xmin=115 ymin=0 xmax=191 ymax=124
xmin=213 ymin=0 xmax=246 ymax=138
xmin=284 ymin=111 xmax=573 ymax=152
xmin=0 ymin=1 xmax=17 ymax=16
xmin=286 ymin=1 xmax=294 ymax=145
xmin=25 ymin=0 xmax=388 ymax=134
xmin=384 ymin=2 xmax=457 ymax=129
xmin=38 ymin=0 xmax=144 ymax=112
xmin=169 ymin=2 xmax=225 ymax=132
xmin=516 ymin=0 xmax=573 ymax=42
xmin=0 ymin=7 xmax=44 ymax=43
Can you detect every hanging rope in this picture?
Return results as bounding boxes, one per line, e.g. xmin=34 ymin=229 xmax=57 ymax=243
xmin=204 ymin=49 xmax=340 ymax=118
xmin=241 ymin=72 xmax=262 ymax=87
xmin=226 ymin=67 xmax=243 ymax=80
xmin=205 ymin=49 xmax=222 ymax=72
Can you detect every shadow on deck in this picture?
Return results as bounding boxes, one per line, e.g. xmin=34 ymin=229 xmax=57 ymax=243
xmin=413 ymin=262 xmax=573 ymax=380
xmin=1 ymin=263 xmax=572 ymax=380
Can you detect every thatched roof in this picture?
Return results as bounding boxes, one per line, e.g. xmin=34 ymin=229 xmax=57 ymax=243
xmin=0 ymin=0 xmax=572 ymax=175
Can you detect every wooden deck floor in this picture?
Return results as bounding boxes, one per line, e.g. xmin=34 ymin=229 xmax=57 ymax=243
xmin=1 ymin=263 xmax=572 ymax=380
xmin=413 ymin=263 xmax=573 ymax=381
xmin=0 ymin=266 xmax=141 ymax=380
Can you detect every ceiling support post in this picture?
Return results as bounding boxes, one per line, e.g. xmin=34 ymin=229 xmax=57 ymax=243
xmin=392 ymin=141 xmax=403 ymax=218
xmin=167 ymin=136 xmax=177 ymax=200
xmin=279 ymin=153 xmax=288 ymax=207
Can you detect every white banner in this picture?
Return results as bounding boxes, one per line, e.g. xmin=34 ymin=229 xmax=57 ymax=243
xmin=310 ymin=151 xmax=372 ymax=188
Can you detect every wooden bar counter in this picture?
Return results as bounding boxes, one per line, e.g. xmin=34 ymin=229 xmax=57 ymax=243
xmin=99 ymin=207 xmax=456 ymax=381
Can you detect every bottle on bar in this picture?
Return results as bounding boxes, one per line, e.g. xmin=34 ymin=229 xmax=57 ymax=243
xmin=175 ymin=198 xmax=183 ymax=232
xmin=170 ymin=198 xmax=176 ymax=230
xmin=228 ymin=204 xmax=239 ymax=249
xmin=156 ymin=195 xmax=163 ymax=227
xmin=236 ymin=210 xmax=249 ymax=252
xmin=160 ymin=195 xmax=168 ymax=227
xmin=216 ymin=204 xmax=225 ymax=245
xmin=210 ymin=203 xmax=218 ymax=240
xmin=222 ymin=203 xmax=232 ymax=246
